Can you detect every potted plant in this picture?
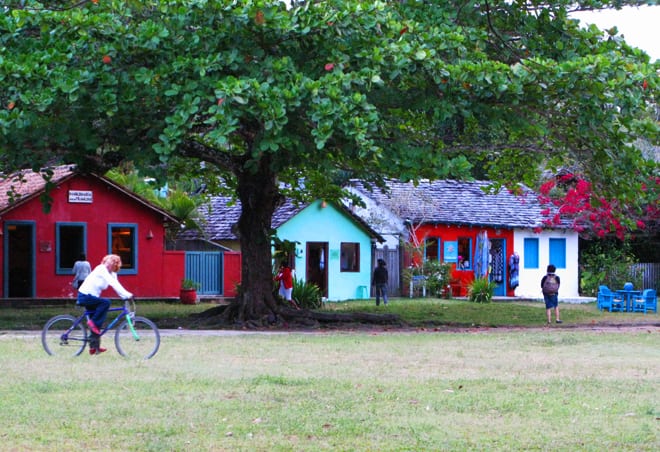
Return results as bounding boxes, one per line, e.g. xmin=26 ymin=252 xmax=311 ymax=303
xmin=180 ymin=279 xmax=200 ymax=304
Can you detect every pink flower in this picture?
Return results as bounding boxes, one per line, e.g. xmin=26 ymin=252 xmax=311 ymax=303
xmin=324 ymin=63 xmax=335 ymax=71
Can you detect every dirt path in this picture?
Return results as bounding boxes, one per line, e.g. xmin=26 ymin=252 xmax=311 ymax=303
xmin=3 ymin=323 xmax=658 ymax=338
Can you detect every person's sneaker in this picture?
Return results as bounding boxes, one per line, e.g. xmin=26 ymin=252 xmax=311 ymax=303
xmin=556 ymin=319 xmax=563 ymax=324
xmin=89 ymin=347 xmax=107 ymax=356
xmin=87 ymin=319 xmax=101 ymax=335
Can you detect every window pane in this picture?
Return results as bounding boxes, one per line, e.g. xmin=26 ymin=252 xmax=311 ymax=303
xmin=524 ymin=238 xmax=539 ymax=269
xmin=57 ymin=224 xmax=85 ymax=270
xmin=425 ymin=237 xmax=439 ymax=261
xmin=340 ymin=243 xmax=360 ymax=272
xmin=457 ymin=237 xmax=471 ymax=270
xmin=110 ymin=225 xmax=136 ymax=270
xmin=549 ymin=238 xmax=566 ymax=268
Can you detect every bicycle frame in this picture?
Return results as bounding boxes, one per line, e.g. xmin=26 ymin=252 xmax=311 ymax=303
xmin=61 ymin=301 xmax=138 ymax=343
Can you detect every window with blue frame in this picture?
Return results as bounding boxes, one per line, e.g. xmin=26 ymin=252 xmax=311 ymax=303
xmin=109 ymin=223 xmax=137 ymax=273
xmin=524 ymin=238 xmax=539 ymax=269
xmin=549 ymin=238 xmax=566 ymax=269
xmin=56 ymin=222 xmax=86 ymax=274
xmin=457 ymin=237 xmax=472 ymax=270
xmin=424 ymin=237 xmax=440 ymax=261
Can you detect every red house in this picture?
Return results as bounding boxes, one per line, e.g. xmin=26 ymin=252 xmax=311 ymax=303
xmin=0 ymin=165 xmax=184 ymax=300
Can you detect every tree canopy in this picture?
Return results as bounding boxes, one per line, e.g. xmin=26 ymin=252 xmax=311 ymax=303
xmin=1 ymin=0 xmax=658 ymax=322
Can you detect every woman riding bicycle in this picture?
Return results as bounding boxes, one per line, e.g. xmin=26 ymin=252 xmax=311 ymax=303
xmin=77 ymin=254 xmax=133 ymax=355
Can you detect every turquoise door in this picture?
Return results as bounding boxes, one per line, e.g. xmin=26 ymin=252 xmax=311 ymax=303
xmin=185 ymin=252 xmax=223 ymax=295
xmin=489 ymin=239 xmax=507 ymax=296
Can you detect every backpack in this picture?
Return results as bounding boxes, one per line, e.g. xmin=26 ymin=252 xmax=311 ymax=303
xmin=542 ymin=275 xmax=559 ymax=294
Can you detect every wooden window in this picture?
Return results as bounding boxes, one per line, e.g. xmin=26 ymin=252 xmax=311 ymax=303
xmin=457 ymin=237 xmax=472 ymax=270
xmin=340 ymin=242 xmax=360 ymax=272
xmin=56 ymin=223 xmax=86 ymax=274
xmin=424 ymin=237 xmax=439 ymax=261
xmin=109 ymin=224 xmax=137 ymax=273
xmin=549 ymin=238 xmax=566 ymax=269
xmin=524 ymin=238 xmax=539 ymax=269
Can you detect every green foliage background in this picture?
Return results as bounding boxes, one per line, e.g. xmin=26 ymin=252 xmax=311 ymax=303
xmin=1 ymin=0 xmax=658 ymax=318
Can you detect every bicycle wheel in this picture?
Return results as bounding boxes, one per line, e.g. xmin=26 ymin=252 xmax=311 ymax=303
xmin=114 ymin=316 xmax=160 ymax=359
xmin=42 ymin=314 xmax=87 ymax=357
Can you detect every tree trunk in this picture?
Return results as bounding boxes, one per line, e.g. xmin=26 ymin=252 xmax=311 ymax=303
xmin=232 ymin=155 xmax=281 ymax=322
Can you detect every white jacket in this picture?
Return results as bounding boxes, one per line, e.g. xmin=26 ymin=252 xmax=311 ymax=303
xmin=78 ymin=264 xmax=133 ymax=299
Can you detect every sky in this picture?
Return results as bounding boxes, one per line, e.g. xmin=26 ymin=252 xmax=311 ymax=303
xmin=570 ymin=5 xmax=660 ymax=61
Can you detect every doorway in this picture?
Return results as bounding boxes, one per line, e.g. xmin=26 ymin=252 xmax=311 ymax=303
xmin=306 ymin=242 xmax=328 ymax=298
xmin=489 ymin=238 xmax=507 ymax=296
xmin=5 ymin=222 xmax=35 ymax=297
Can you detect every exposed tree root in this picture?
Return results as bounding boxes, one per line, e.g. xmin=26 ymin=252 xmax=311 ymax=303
xmin=181 ymin=302 xmax=403 ymax=330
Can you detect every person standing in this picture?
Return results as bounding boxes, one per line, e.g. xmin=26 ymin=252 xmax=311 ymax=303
xmin=541 ymin=264 xmax=562 ymax=324
xmin=77 ymin=254 xmax=134 ymax=355
xmin=275 ymin=261 xmax=299 ymax=309
xmin=372 ymin=259 xmax=389 ymax=306
xmin=72 ymin=253 xmax=91 ymax=290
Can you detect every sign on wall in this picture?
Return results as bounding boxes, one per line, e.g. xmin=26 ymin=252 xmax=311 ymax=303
xmin=444 ymin=241 xmax=458 ymax=262
xmin=68 ymin=190 xmax=93 ymax=203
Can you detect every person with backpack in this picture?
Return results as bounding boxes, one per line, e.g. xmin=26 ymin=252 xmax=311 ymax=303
xmin=541 ymin=264 xmax=562 ymax=324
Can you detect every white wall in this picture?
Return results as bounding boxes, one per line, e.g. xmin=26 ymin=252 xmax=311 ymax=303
xmin=343 ymin=186 xmax=407 ymax=249
xmin=513 ymin=229 xmax=580 ymax=299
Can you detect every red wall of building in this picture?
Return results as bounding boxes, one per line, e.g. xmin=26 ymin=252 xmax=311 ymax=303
xmin=411 ymin=224 xmax=515 ymax=296
xmin=223 ymin=251 xmax=242 ymax=298
xmin=0 ymin=174 xmax=184 ymax=299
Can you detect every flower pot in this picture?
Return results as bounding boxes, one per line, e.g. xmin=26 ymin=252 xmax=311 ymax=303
xmin=180 ymin=288 xmax=198 ymax=305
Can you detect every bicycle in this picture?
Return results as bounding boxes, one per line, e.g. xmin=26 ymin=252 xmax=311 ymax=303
xmin=41 ymin=298 xmax=160 ymax=359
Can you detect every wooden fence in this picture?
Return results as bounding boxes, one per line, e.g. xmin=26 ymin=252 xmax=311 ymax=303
xmin=375 ymin=246 xmax=401 ymax=296
xmin=631 ymin=263 xmax=660 ymax=290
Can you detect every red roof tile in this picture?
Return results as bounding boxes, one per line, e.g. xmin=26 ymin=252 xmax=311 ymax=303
xmin=0 ymin=165 xmax=76 ymax=212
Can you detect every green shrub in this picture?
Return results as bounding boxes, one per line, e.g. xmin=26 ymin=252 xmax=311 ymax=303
xmin=292 ymin=277 xmax=323 ymax=309
xmin=402 ymin=261 xmax=452 ymax=298
xmin=468 ymin=277 xmax=495 ymax=303
xmin=580 ymin=241 xmax=642 ymax=295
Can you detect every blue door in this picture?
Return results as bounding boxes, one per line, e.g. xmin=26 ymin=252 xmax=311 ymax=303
xmin=185 ymin=252 xmax=223 ymax=295
xmin=489 ymin=239 xmax=507 ymax=296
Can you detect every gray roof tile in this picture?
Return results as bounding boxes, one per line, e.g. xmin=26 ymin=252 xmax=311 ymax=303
xmin=181 ymin=195 xmax=384 ymax=241
xmin=350 ymin=179 xmax=563 ymax=229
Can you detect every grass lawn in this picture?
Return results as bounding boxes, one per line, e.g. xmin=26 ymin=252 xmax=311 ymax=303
xmin=0 ymin=327 xmax=658 ymax=451
xmin=1 ymin=297 xmax=658 ymax=330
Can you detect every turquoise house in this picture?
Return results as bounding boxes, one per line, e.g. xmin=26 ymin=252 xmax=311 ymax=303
xmin=176 ymin=197 xmax=383 ymax=302
xmin=275 ymin=200 xmax=383 ymax=302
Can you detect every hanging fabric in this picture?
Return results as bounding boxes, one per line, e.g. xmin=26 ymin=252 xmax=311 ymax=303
xmin=509 ymin=252 xmax=520 ymax=289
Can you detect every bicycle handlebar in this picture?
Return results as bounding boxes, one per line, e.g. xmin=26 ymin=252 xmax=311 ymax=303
xmin=124 ymin=297 xmax=136 ymax=315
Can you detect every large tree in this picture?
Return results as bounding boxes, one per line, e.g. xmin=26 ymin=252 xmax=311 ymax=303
xmin=1 ymin=0 xmax=658 ymax=322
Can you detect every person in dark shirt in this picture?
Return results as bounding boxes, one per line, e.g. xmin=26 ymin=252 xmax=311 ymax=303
xmin=372 ymin=259 xmax=389 ymax=306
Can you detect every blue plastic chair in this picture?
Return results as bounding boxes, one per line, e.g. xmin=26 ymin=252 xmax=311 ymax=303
xmin=598 ymin=285 xmax=624 ymax=312
xmin=632 ymin=289 xmax=657 ymax=314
